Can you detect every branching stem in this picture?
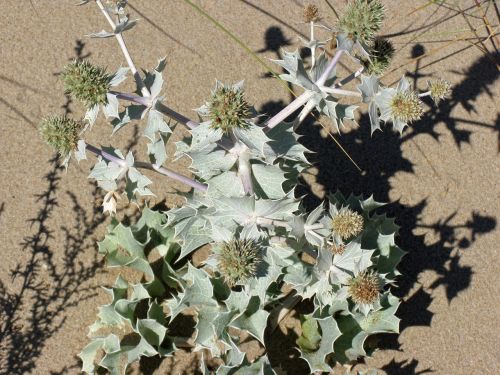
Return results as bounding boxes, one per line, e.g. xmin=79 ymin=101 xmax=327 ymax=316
xmin=95 ymin=0 xmax=150 ymax=98
xmin=85 ymin=143 xmax=208 ymax=191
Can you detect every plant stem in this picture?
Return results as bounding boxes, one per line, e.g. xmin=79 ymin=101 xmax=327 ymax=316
xmin=316 ymin=49 xmax=343 ymax=86
xmin=134 ymin=162 xmax=208 ymax=191
xmin=85 ymin=143 xmax=208 ymax=191
xmin=264 ymin=91 xmax=314 ymax=130
xmin=320 ymin=86 xmax=362 ymax=97
xmin=418 ymin=91 xmax=431 ymax=98
xmin=334 ymin=66 xmax=364 ymax=88
xmin=95 ymin=0 xmax=150 ymax=98
xmin=265 ymin=50 xmax=344 ymax=130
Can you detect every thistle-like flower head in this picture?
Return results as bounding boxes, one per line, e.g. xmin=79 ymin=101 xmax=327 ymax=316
xmin=216 ymin=239 xmax=261 ymax=286
xmin=390 ymin=90 xmax=424 ymax=124
xmin=339 ymin=0 xmax=385 ymax=44
xmin=62 ymin=60 xmax=112 ymax=107
xmin=303 ymin=4 xmax=320 ymax=23
xmin=207 ymin=83 xmax=250 ymax=133
xmin=428 ymin=78 xmax=451 ymax=104
xmin=348 ymin=271 xmax=380 ymax=304
xmin=331 ymin=207 xmax=364 ymax=240
xmin=364 ymin=38 xmax=394 ymax=75
xmin=39 ymin=115 xmax=84 ymax=157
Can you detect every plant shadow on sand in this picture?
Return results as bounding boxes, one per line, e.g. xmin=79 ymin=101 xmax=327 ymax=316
xmin=257 ymin=26 xmax=498 ymax=375
xmin=0 ymin=40 xmax=106 ymax=375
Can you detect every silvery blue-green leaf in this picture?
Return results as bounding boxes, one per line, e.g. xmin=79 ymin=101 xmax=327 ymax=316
xmin=335 ymin=103 xmax=358 ymax=128
xmin=111 ymin=104 xmax=147 ymax=134
xmin=147 ymin=136 xmax=167 ymax=166
xmin=252 ymin=164 xmax=286 ymax=199
xmin=127 ymin=167 xmax=153 ymax=196
xmin=125 ymin=151 xmax=134 ymax=168
xmin=114 ymin=16 xmax=137 ymax=34
xmin=190 ymin=149 xmax=237 ymax=180
xmin=79 ymin=334 xmax=120 ymax=374
xmin=224 ymin=290 xmax=251 ymax=313
xmin=230 ymin=297 xmax=269 ymax=344
xmin=88 ymin=30 xmax=115 ymax=38
xmin=330 ymin=241 xmax=374 ymax=284
xmin=89 ymin=276 xmax=129 ymax=333
xmin=149 ymin=71 xmax=163 ymax=99
xmin=264 ymin=121 xmax=309 ymax=164
xmin=375 ymin=232 xmax=406 ymax=275
xmin=374 ymin=87 xmax=396 ymax=123
xmin=207 ymin=171 xmax=244 ymax=198
xmin=254 ymin=195 xmax=298 ymax=220
xmin=177 ymin=221 xmax=212 ymax=260
xmin=358 ymin=75 xmax=380 ymax=104
xmin=272 ymin=49 xmax=316 ymax=90
xmin=103 ymin=93 xmax=120 ymax=119
xmin=110 ymin=67 xmax=129 ymax=87
xmin=194 ymin=305 xmax=234 ymax=355
xmin=233 ymin=124 xmax=270 ymax=155
xmin=85 ymin=104 xmax=99 ymax=126
xmin=298 ymin=314 xmax=341 ymax=373
xmin=166 ymin=264 xmax=218 ymax=319
xmin=75 ymin=140 xmax=87 ymax=162
xmin=89 ymin=158 xmax=124 ymax=191
xmin=336 ymin=33 xmax=355 ymax=53
xmin=145 ymin=109 xmax=171 ymax=140
xmin=396 ymin=76 xmax=410 ymax=92
xmin=333 ymin=295 xmax=400 ymax=363
xmin=368 ymin=101 xmax=380 ymax=134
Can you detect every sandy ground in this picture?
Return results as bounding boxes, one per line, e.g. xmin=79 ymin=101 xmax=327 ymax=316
xmin=0 ymin=1 xmax=499 ymax=374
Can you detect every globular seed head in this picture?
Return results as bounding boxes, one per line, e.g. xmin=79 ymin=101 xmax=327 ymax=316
xmin=331 ymin=208 xmax=364 ymax=240
xmin=39 ymin=115 xmax=84 ymax=157
xmin=428 ymin=78 xmax=451 ymax=104
xmin=348 ymin=271 xmax=380 ymax=304
xmin=390 ymin=90 xmax=424 ymax=123
xmin=216 ymin=239 xmax=261 ymax=286
xmin=364 ymin=38 xmax=395 ymax=75
xmin=339 ymin=0 xmax=385 ymax=44
xmin=303 ymin=4 xmax=320 ymax=23
xmin=207 ymin=85 xmax=250 ymax=133
xmin=62 ymin=60 xmax=112 ymax=107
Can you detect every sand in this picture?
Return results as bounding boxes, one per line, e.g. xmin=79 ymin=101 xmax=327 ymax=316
xmin=0 ymin=1 xmax=499 ymax=374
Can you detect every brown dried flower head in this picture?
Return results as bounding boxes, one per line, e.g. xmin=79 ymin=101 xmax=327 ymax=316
xmin=348 ymin=271 xmax=380 ymax=304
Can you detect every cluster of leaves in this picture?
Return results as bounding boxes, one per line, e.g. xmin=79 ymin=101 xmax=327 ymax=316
xmin=80 ymin=193 xmax=403 ymax=374
xmin=37 ymin=0 xmax=451 ymax=374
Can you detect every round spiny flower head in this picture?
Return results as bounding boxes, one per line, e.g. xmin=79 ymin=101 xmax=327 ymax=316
xmin=348 ymin=271 xmax=380 ymax=304
xmin=331 ymin=243 xmax=346 ymax=255
xmin=364 ymin=38 xmax=395 ymax=75
xmin=217 ymin=239 xmax=261 ymax=286
xmin=339 ymin=0 xmax=385 ymax=44
xmin=428 ymin=78 xmax=451 ymax=104
xmin=331 ymin=208 xmax=364 ymax=240
xmin=39 ymin=115 xmax=84 ymax=157
xmin=208 ymin=85 xmax=250 ymax=133
xmin=390 ymin=90 xmax=424 ymax=123
xmin=62 ymin=60 xmax=112 ymax=108
xmin=303 ymin=4 xmax=320 ymax=23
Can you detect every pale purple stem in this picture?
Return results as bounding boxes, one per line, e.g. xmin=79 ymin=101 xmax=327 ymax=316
xmin=85 ymin=143 xmax=126 ymax=167
xmin=134 ymin=162 xmax=208 ymax=192
xmin=316 ymin=50 xmax=343 ymax=86
xmin=264 ymin=91 xmax=314 ymax=130
xmin=265 ymin=50 xmax=344 ymax=130
xmin=334 ymin=66 xmax=364 ymax=88
xmin=85 ymin=143 xmax=207 ymax=192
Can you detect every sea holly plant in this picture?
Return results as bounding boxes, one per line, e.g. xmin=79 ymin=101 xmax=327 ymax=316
xmin=38 ymin=1 xmax=450 ymax=374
